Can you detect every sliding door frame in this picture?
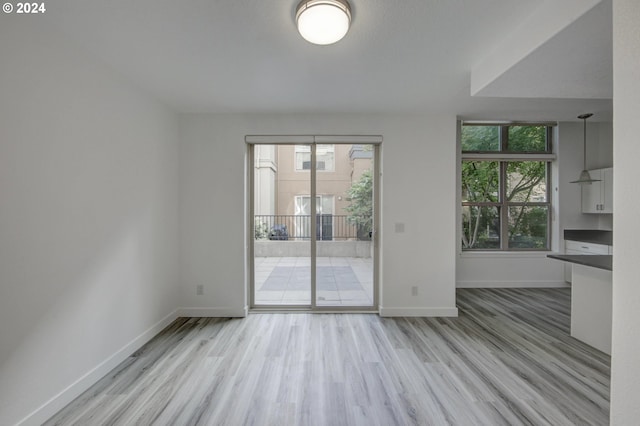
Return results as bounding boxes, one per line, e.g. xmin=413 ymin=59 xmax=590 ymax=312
xmin=247 ymin=135 xmax=381 ymax=312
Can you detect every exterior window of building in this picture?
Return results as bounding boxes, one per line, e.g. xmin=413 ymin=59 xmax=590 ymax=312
xmin=294 ymin=195 xmax=334 ymax=215
xmin=461 ymin=124 xmax=552 ymax=251
xmin=295 ymin=144 xmax=335 ymax=171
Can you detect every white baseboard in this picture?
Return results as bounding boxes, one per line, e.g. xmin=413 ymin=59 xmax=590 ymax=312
xmin=379 ymin=306 xmax=459 ymax=317
xmin=178 ymin=306 xmax=248 ymax=317
xmin=456 ymin=280 xmax=569 ymax=288
xmin=17 ymin=309 xmax=179 ymax=426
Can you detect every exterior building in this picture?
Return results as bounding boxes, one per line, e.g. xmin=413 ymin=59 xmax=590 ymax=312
xmin=254 ymin=144 xmax=373 ymax=240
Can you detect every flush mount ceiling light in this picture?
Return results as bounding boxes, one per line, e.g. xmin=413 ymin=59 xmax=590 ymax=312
xmin=571 ymin=113 xmax=601 ymax=185
xmin=296 ymin=0 xmax=351 ymax=45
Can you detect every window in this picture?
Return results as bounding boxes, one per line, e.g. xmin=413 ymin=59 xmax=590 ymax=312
xmin=295 ymin=144 xmax=334 ymax=171
xmin=294 ymin=195 xmax=334 ymax=239
xmin=461 ymin=124 xmax=553 ymax=250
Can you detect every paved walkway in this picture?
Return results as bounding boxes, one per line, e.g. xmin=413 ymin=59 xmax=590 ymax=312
xmin=254 ymin=257 xmax=374 ymax=306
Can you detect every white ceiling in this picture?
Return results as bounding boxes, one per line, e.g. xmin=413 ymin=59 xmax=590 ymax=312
xmin=44 ymin=0 xmax=613 ymax=121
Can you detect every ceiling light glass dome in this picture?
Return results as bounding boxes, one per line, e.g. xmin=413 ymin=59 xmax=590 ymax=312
xmin=296 ymin=0 xmax=351 ymax=45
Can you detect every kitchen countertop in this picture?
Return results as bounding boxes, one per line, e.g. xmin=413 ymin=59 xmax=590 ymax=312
xmin=564 ymin=229 xmax=612 ymax=245
xmin=547 ymin=254 xmax=612 ymax=271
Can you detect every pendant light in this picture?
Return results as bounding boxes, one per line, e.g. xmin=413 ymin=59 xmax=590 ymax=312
xmin=296 ymin=0 xmax=351 ymax=45
xmin=570 ymin=113 xmax=601 ymax=185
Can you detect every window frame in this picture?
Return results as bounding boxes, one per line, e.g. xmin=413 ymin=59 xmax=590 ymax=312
xmin=460 ymin=123 xmax=556 ymax=252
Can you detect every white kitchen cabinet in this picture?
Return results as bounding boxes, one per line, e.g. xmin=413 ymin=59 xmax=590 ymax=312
xmin=565 ymin=240 xmax=610 ymax=255
xmin=564 ymin=240 xmax=611 ymax=282
xmin=571 ymin=264 xmax=612 ymax=355
xmin=602 ymin=167 xmax=613 ymax=213
xmin=581 ymin=167 xmax=613 ymax=213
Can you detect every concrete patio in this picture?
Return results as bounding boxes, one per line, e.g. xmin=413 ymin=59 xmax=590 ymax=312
xmin=254 ymin=256 xmax=374 ymax=306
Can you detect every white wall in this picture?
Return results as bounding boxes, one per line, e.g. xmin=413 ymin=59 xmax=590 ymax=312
xmin=179 ymin=114 xmax=458 ymax=317
xmin=457 ymin=253 xmax=566 ymax=288
xmin=611 ymin=0 xmax=640 ymax=423
xmin=0 ymin=19 xmax=180 ymax=426
xmin=592 ymin=121 xmax=614 ymax=230
xmin=588 ymin=121 xmax=614 ymax=170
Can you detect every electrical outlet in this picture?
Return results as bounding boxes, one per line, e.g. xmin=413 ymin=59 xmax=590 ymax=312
xmin=196 ymin=285 xmax=204 ymax=295
xmin=411 ymin=286 xmax=418 ymax=296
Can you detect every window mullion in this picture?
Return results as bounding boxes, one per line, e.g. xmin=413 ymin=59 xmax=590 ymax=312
xmin=500 ymin=161 xmax=509 ymax=250
xmin=501 ymin=126 xmax=509 ymax=151
xmin=546 ymin=159 xmax=552 ymax=249
xmin=500 ymin=126 xmax=509 ymax=250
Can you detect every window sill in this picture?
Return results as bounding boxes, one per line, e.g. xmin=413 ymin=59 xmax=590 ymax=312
xmin=459 ymin=250 xmax=552 ymax=259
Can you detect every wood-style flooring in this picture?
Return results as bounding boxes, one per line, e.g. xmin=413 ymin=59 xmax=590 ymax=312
xmin=45 ymin=288 xmax=610 ymax=425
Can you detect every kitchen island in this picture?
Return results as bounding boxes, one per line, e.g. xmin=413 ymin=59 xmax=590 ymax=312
xmin=547 ymin=254 xmax=612 ymax=355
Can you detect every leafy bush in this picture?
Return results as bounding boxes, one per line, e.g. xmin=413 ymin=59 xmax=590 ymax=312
xmin=345 ymin=170 xmax=373 ymax=239
xmin=254 ymin=219 xmax=269 ymax=240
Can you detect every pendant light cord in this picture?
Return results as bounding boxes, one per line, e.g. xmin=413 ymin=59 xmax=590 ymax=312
xmin=583 ymin=116 xmax=587 ymax=170
xmin=578 ymin=113 xmax=593 ymax=170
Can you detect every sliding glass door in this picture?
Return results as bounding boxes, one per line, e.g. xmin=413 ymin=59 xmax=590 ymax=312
xmin=314 ymin=144 xmax=375 ymax=307
xmin=252 ymin=143 xmax=311 ymax=306
xmin=249 ymin=138 xmax=379 ymax=310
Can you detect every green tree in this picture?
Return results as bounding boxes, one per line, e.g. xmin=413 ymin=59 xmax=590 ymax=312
xmin=461 ymin=125 xmax=499 ymax=151
xmin=507 ymin=126 xmax=546 ymax=151
xmin=345 ymin=169 xmax=373 ymax=239
xmin=461 ymin=161 xmax=499 ymax=248
xmin=506 ymin=161 xmax=546 ymax=248
xmin=254 ymin=218 xmax=269 ymax=240
xmin=461 ymin=125 xmax=546 ymax=152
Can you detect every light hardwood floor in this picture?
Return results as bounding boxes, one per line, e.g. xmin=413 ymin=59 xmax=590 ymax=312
xmin=46 ymin=288 xmax=610 ymax=425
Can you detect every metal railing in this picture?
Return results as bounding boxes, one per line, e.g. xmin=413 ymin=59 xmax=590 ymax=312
xmin=254 ymin=215 xmax=366 ymax=241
